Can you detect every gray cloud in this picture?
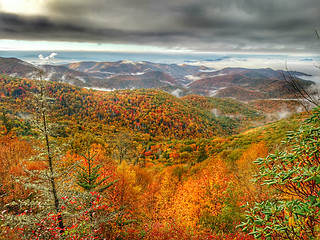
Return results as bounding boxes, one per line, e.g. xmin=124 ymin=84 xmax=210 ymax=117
xmin=0 ymin=0 xmax=319 ymax=53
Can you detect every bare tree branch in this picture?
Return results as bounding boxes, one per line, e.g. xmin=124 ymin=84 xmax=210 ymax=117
xmin=281 ymin=64 xmax=319 ymax=111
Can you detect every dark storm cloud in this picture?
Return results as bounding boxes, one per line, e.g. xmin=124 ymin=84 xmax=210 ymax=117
xmin=0 ymin=0 xmax=319 ymax=52
xmin=0 ymin=12 xmax=190 ymax=41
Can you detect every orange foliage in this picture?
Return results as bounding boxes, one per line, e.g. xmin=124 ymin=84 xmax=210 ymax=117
xmin=0 ymin=133 xmax=34 ymax=206
xmin=237 ymin=142 xmax=268 ymax=169
xmin=235 ymin=141 xmax=270 ymax=203
xmin=0 ymin=75 xmax=279 ymax=239
xmin=171 ymin=158 xmax=230 ymax=229
xmin=109 ymin=163 xmax=141 ymax=212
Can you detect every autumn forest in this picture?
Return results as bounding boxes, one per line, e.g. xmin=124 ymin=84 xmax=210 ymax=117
xmin=1 ymin=71 xmax=320 ymax=240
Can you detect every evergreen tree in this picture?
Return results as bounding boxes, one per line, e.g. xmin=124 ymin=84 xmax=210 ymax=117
xmin=76 ymin=150 xmax=115 ymax=193
xmin=3 ymin=70 xmax=67 ymax=238
xmin=74 ymin=134 xmax=116 ymax=194
xmin=72 ymin=137 xmax=118 ymax=237
xmin=35 ymin=75 xmax=65 ymax=233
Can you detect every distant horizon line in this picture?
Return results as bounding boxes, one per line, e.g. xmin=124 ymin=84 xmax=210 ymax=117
xmin=1 ymin=49 xmax=319 ymax=76
xmin=0 ymin=49 xmax=318 ymax=58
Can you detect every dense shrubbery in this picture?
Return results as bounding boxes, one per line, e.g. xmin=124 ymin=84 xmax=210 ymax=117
xmin=240 ymin=107 xmax=320 ymax=239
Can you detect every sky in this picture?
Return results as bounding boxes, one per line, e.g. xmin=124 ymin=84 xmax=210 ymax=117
xmin=0 ymin=0 xmax=319 ymax=53
xmin=0 ymin=0 xmax=319 ymax=72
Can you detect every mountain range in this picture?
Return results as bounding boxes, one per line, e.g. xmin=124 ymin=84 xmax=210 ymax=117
xmin=0 ymin=56 xmax=314 ymax=101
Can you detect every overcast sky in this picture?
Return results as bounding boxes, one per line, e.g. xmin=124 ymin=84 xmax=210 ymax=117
xmin=0 ymin=0 xmax=319 ymax=54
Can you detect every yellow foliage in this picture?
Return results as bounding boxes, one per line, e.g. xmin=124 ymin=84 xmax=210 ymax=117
xmin=235 ymin=142 xmax=270 ymax=203
xmin=289 ymin=216 xmax=295 ymax=227
xmin=170 ymin=158 xmax=230 ymax=229
xmin=237 ymin=142 xmax=268 ymax=171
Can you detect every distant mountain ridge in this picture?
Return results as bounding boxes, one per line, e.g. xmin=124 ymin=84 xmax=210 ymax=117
xmin=64 ymin=60 xmax=205 ymax=80
xmin=0 ymin=56 xmax=315 ymax=101
xmin=188 ymin=67 xmax=314 ymax=99
xmin=0 ymin=57 xmax=37 ymax=78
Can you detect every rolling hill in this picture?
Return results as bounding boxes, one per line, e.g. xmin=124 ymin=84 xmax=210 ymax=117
xmin=64 ymin=60 xmax=206 ymax=80
xmin=188 ymin=68 xmax=314 ymax=100
xmin=0 ymin=57 xmax=315 ymax=102
xmin=0 ymin=57 xmax=37 ymax=77
xmin=0 ymin=74 xmax=265 ymax=139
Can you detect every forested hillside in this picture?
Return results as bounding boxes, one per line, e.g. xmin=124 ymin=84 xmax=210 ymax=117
xmin=0 ymin=74 xmax=266 ymax=139
xmin=0 ymin=74 xmax=315 ymax=239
